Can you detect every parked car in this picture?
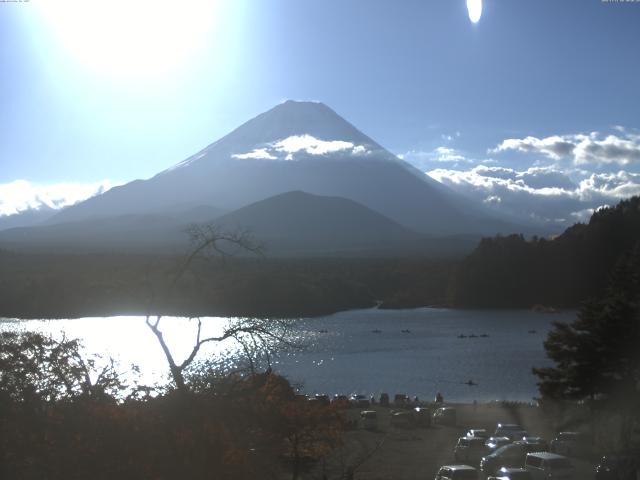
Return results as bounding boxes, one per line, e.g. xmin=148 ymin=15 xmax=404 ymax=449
xmin=549 ymin=432 xmax=590 ymax=458
xmin=390 ymin=410 xmax=413 ymax=428
xmin=349 ymin=394 xmax=370 ymax=408
xmin=595 ymin=454 xmax=638 ymax=480
xmin=434 ymin=464 xmax=478 ymax=479
xmin=465 ymin=429 xmax=489 ymax=439
xmin=394 ymin=393 xmax=410 ymax=407
xmin=413 ymin=406 xmax=431 ymax=427
xmin=524 ymin=452 xmax=574 ymax=480
xmin=487 ymin=467 xmax=533 ymax=480
xmin=379 ymin=392 xmax=390 ymax=407
xmin=517 ymin=437 xmax=548 ymax=452
xmin=480 ymin=443 xmax=528 ymax=477
xmin=485 ymin=437 xmax=512 ymax=452
xmin=454 ymin=437 xmax=488 ymax=464
xmin=314 ymin=394 xmax=330 ymax=406
xmin=495 ymin=424 xmax=528 ymax=441
xmin=433 ymin=406 xmax=457 ymax=426
xmin=359 ymin=410 xmax=377 ymax=430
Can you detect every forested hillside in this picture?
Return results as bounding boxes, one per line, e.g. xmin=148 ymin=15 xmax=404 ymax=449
xmin=0 ymin=253 xmax=452 ymax=319
xmin=450 ymin=196 xmax=640 ymax=308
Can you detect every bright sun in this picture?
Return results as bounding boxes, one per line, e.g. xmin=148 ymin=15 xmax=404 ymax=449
xmin=466 ymin=0 xmax=482 ymax=23
xmin=35 ymin=0 xmax=217 ymax=80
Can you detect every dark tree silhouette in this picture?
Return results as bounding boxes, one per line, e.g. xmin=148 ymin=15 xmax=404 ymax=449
xmin=451 ymin=196 xmax=640 ymax=308
xmin=0 ymin=331 xmax=125 ymax=403
xmin=533 ymin=246 xmax=640 ymax=444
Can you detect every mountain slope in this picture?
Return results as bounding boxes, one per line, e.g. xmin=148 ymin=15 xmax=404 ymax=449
xmin=50 ymin=101 xmax=517 ymax=236
xmin=0 ymin=206 xmax=57 ymax=231
xmin=214 ymin=190 xmax=425 ymax=255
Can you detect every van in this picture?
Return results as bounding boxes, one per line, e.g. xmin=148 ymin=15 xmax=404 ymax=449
xmin=433 ymin=406 xmax=457 ymax=426
xmin=525 ymin=452 xmax=574 ymax=480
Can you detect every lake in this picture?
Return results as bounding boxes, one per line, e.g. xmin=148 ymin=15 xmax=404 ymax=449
xmin=0 ymin=307 xmax=575 ymax=402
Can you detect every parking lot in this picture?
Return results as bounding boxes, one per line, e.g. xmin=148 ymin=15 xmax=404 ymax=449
xmin=312 ymin=403 xmax=596 ymax=480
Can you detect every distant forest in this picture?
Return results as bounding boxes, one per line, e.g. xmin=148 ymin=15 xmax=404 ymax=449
xmin=0 ymin=253 xmax=452 ymax=319
xmin=450 ymin=196 xmax=640 ymax=308
xmin=1 ymin=196 xmax=638 ymax=318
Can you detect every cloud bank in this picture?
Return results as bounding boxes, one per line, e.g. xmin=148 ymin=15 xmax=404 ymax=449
xmin=492 ymin=130 xmax=640 ymax=166
xmin=428 ymin=165 xmax=640 ymax=226
xmin=394 ymin=127 xmax=640 ymax=230
xmin=0 ymin=180 xmax=117 ymax=217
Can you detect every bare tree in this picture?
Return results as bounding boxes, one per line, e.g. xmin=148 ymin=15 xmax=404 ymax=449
xmin=145 ymin=224 xmax=298 ymax=395
xmin=145 ymin=315 xmax=298 ymax=394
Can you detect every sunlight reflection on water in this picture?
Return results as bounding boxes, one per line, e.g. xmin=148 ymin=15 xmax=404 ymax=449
xmin=0 ymin=316 xmax=242 ymax=387
xmin=1 ymin=308 xmax=576 ymax=401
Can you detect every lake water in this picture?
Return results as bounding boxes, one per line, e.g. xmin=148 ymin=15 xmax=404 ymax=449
xmin=0 ymin=307 xmax=575 ymax=402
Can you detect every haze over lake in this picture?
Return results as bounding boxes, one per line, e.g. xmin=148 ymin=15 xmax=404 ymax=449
xmin=1 ymin=308 xmax=574 ymax=402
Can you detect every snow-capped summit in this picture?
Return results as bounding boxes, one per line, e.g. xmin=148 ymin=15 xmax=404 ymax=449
xmin=168 ymin=100 xmax=393 ymax=171
xmin=49 ymin=101 xmax=514 ymax=236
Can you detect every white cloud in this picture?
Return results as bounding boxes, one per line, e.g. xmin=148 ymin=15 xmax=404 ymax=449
xmin=231 ymin=135 xmax=369 ymax=162
xmin=352 ymin=145 xmax=368 ymax=155
xmin=273 ymin=134 xmax=358 ymax=156
xmin=427 ymin=165 xmax=640 ymax=228
xmin=573 ymin=134 xmax=640 ymax=166
xmin=231 ymin=148 xmax=277 ymax=160
xmin=492 ymin=130 xmax=640 ymax=166
xmin=434 ymin=146 xmax=470 ymax=163
xmin=0 ymin=179 xmax=117 ymax=217
xmin=441 ymin=131 xmax=462 ymax=142
xmin=399 ymin=146 xmax=473 ymax=169
xmin=576 ymin=171 xmax=640 ymax=200
xmin=492 ymin=135 xmax=575 ymax=160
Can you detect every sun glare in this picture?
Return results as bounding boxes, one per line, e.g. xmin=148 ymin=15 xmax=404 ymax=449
xmin=466 ymin=0 xmax=482 ymax=23
xmin=35 ymin=0 xmax=218 ymax=80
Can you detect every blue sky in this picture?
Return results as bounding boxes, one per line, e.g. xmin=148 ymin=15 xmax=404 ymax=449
xmin=1 ymin=0 xmax=639 ymax=225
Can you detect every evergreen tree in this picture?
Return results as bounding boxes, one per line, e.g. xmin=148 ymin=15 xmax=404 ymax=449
xmin=533 ymin=244 xmax=640 ymax=416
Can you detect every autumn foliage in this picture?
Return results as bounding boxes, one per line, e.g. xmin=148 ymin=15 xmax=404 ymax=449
xmin=0 ymin=332 xmax=343 ymax=479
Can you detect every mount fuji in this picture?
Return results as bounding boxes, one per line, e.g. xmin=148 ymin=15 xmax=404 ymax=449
xmin=1 ymin=101 xmax=520 ymax=254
